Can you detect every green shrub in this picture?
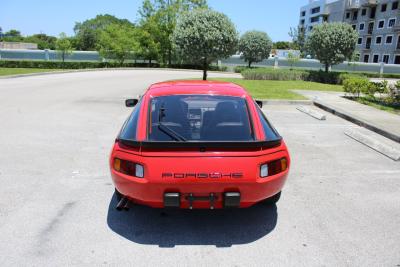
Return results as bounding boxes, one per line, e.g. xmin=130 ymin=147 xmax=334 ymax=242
xmin=386 ymin=82 xmax=400 ymax=104
xmin=343 ymin=77 xmax=370 ymax=98
xmin=306 ymin=70 xmax=365 ymax=85
xmin=234 ymin=66 xmax=250 ymax=73
xmin=242 ymin=68 xmax=308 ymax=81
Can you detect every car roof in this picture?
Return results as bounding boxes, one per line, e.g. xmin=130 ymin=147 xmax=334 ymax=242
xmin=146 ymin=80 xmax=248 ymax=97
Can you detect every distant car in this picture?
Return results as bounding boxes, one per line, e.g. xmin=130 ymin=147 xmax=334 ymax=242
xmin=110 ymin=81 xmax=290 ymax=210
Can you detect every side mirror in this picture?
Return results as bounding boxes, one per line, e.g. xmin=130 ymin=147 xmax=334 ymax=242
xmin=125 ymin=99 xmax=139 ymax=107
xmin=255 ymin=100 xmax=263 ymax=108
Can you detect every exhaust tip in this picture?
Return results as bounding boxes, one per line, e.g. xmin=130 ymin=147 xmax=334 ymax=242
xmin=116 ymin=197 xmax=129 ymax=211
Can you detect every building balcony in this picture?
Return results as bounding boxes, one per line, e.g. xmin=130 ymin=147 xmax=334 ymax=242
xmin=346 ymin=0 xmax=360 ymax=10
xmin=362 ymin=0 xmax=378 ymax=7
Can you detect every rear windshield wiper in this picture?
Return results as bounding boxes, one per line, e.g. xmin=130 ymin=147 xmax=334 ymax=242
xmin=158 ymin=107 xmax=187 ymax=142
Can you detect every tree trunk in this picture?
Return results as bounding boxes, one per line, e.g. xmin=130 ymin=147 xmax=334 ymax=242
xmin=203 ymin=58 xmax=208 ymax=81
xmin=325 ymin=63 xmax=329 ymax=73
xmin=248 ymin=61 xmax=251 ymax=68
xmin=168 ymin=48 xmax=172 ymax=67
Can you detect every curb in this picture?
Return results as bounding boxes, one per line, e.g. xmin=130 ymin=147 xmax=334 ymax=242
xmin=259 ymin=100 xmax=313 ymax=106
xmin=344 ymin=129 xmax=400 ymax=161
xmin=313 ymin=99 xmax=400 ymax=144
xmin=0 ymin=67 xmax=240 ymax=79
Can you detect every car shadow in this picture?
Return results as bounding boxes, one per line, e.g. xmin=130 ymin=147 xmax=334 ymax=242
xmin=107 ymin=193 xmax=278 ymax=247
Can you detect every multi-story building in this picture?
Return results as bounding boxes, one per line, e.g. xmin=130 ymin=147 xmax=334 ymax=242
xmin=299 ymin=0 xmax=400 ymax=64
xmin=300 ymin=0 xmax=346 ymax=35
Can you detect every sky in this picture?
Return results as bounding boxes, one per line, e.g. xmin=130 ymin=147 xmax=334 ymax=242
xmin=0 ymin=0 xmax=306 ymax=41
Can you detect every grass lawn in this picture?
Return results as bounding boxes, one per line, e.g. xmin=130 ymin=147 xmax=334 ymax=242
xmin=0 ymin=68 xmax=57 ymax=76
xmin=212 ymin=78 xmax=343 ymax=100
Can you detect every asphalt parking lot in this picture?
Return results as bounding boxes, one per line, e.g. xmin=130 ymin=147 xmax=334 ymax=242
xmin=0 ymin=70 xmax=399 ymax=266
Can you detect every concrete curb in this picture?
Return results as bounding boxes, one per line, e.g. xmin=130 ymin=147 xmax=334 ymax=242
xmin=313 ymin=99 xmax=400 ymax=144
xmin=0 ymin=67 xmax=240 ymax=79
xmin=259 ymin=99 xmax=313 ymax=106
xmin=344 ymin=129 xmax=400 ymax=161
xmin=296 ymin=105 xmax=326 ymax=120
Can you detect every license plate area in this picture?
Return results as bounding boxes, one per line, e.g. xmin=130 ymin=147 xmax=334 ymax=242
xmin=185 ymin=193 xmax=218 ymax=209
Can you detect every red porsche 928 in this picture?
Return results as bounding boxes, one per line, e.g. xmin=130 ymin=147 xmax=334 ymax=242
xmin=110 ymin=81 xmax=290 ymax=210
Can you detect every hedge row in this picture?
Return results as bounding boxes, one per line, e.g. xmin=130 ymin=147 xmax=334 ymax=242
xmin=242 ymin=68 xmax=308 ymax=81
xmin=241 ymin=68 xmax=364 ymax=84
xmin=0 ymin=60 xmax=227 ymax=71
xmin=240 ymin=67 xmax=400 ymax=84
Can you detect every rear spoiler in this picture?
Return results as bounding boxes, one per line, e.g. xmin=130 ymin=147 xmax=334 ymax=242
xmin=117 ymin=138 xmax=282 ymax=149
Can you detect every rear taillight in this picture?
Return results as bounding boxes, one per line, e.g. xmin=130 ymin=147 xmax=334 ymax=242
xmin=260 ymin=158 xmax=287 ymax=178
xmin=113 ymin=158 xmax=144 ymax=178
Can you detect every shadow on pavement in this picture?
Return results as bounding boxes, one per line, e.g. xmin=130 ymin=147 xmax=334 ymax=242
xmin=107 ymin=193 xmax=278 ymax=247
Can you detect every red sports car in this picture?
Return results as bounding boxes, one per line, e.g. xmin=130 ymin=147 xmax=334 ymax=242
xmin=110 ymin=81 xmax=290 ymax=210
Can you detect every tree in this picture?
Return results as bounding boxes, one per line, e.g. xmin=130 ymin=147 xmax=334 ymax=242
xmin=74 ymin=14 xmax=134 ymax=51
xmin=287 ymin=51 xmax=300 ymax=70
xmin=136 ymin=26 xmax=160 ymax=64
xmin=97 ymin=23 xmax=139 ymax=65
xmin=238 ymin=31 xmax=272 ymax=68
xmin=1 ymin=29 xmax=24 ymax=42
xmin=56 ymin=33 xmax=73 ymax=66
xmin=273 ymin=41 xmax=291 ymax=50
xmin=25 ymin=34 xmax=57 ymax=50
xmin=138 ymin=0 xmax=208 ymax=66
xmin=172 ymin=9 xmax=238 ymax=80
xmin=306 ymin=23 xmax=358 ymax=72
xmin=289 ymin=26 xmax=306 ymax=55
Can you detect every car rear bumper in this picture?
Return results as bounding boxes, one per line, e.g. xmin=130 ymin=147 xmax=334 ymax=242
xmin=111 ymin=169 xmax=289 ymax=209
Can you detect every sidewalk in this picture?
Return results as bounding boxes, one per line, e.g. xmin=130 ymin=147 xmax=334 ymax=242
xmin=294 ymin=90 xmax=400 ymax=143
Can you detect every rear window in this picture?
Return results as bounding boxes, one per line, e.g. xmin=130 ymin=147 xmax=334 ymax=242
xmin=148 ymin=95 xmax=254 ymax=141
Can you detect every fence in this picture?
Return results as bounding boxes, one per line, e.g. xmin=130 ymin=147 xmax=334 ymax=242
xmin=1 ymin=49 xmax=400 ymax=74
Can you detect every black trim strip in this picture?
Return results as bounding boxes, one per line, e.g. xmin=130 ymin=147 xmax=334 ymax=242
xmin=118 ymin=138 xmax=282 ymax=149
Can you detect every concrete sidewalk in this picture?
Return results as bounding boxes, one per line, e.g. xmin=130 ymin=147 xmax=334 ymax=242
xmin=294 ymin=90 xmax=400 ymax=143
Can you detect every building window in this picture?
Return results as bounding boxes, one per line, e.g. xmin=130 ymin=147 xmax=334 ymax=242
xmin=358 ymin=37 xmax=363 ymax=45
xmin=375 ymin=36 xmax=382 ymax=44
xmin=352 ymin=24 xmax=357 ymax=30
xmin=311 ymin=7 xmax=321 ymax=14
xmin=301 ymin=11 xmax=306 ymax=16
xmin=361 ymin=8 xmax=367 ymax=16
xmin=388 ymin=18 xmax=396 ymax=28
xmin=366 ymin=37 xmax=372 ymax=49
xmin=368 ymin=22 xmax=374 ymax=34
xmin=395 ymin=55 xmax=400 ymax=65
xmin=353 ymin=11 xmax=358 ymax=20
xmin=346 ymin=12 xmax=350 ymax=19
xmin=363 ymin=54 xmax=370 ymax=63
xmin=309 ymin=26 xmax=313 ymax=31
xmin=378 ymin=20 xmax=385 ymax=29
xmin=370 ymin=6 xmax=376 ymax=18
xmin=310 ymin=16 xmax=319 ymax=23
xmin=381 ymin=3 xmax=387 ymax=12
xmin=393 ymin=1 xmax=399 ymax=10
xmin=386 ymin=35 xmax=393 ymax=44
xmin=383 ymin=55 xmax=390 ymax=64
xmin=373 ymin=55 xmax=379 ymax=63
xmin=359 ymin=23 xmax=365 ymax=31
xmin=397 ymin=35 xmax=400 ymax=49
xmin=301 ymin=19 xmax=305 ymax=25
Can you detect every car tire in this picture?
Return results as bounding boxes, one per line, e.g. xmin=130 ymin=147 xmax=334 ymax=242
xmin=263 ymin=191 xmax=281 ymax=205
xmin=115 ymin=188 xmax=123 ymax=202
